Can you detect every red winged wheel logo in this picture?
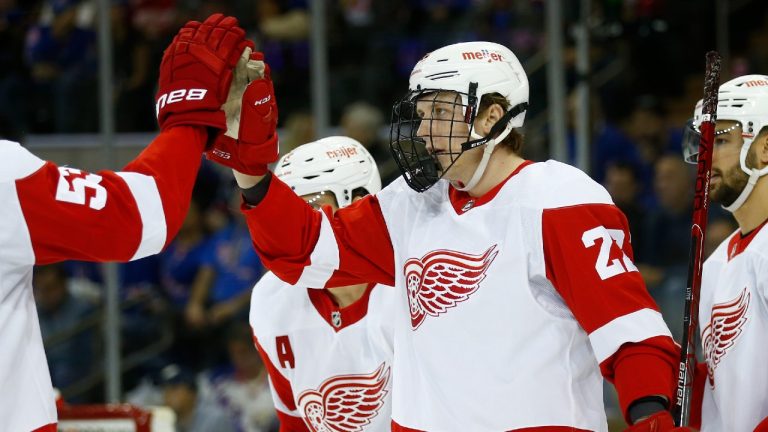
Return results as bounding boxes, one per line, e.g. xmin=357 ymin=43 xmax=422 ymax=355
xmin=404 ymin=245 xmax=499 ymax=329
xmin=702 ymin=288 xmax=751 ymax=387
xmin=297 ymin=363 xmax=390 ymax=432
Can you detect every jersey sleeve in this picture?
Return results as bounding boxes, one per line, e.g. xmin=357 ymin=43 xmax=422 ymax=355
xmin=241 ymin=175 xmax=395 ymax=288
xmin=541 ymin=203 xmax=678 ymax=419
xmin=252 ymin=335 xmax=309 ymax=432
xmin=13 ymin=126 xmax=206 ymax=264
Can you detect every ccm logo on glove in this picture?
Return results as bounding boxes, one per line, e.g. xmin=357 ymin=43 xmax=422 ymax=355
xmin=155 ymin=89 xmax=208 ymax=116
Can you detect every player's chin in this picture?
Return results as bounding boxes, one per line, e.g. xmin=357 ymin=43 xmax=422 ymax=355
xmin=709 ymin=185 xmax=727 ymax=205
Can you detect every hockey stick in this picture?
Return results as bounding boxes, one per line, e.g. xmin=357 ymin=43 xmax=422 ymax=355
xmin=673 ymin=51 xmax=721 ymax=427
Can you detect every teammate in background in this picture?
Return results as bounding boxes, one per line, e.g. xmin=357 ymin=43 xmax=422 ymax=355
xmin=250 ymin=137 xmax=396 ymax=432
xmin=229 ymin=41 xmax=687 ymax=431
xmin=0 ymin=14 xmax=262 ymax=431
xmin=683 ymin=74 xmax=768 ymax=431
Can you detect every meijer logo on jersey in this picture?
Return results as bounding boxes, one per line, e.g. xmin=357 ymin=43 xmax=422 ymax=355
xmin=155 ymin=88 xmax=207 ymax=116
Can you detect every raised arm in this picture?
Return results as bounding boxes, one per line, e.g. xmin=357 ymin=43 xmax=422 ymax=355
xmin=7 ymin=14 xmax=253 ymax=265
xmin=200 ymin=57 xmax=397 ymax=288
xmin=238 ymin=172 xmax=396 ymax=288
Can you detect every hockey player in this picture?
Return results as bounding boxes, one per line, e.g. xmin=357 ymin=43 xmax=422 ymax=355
xmin=229 ymin=42 xmax=687 ymax=431
xmin=0 ymin=14 xmax=271 ymax=432
xmin=683 ymin=74 xmax=768 ymax=431
xmin=249 ymin=136 xmax=396 ymax=431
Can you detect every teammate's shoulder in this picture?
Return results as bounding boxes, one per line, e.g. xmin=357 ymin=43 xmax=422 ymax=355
xmin=0 ymin=140 xmax=47 ymax=183
xmin=513 ymin=160 xmax=613 ymax=209
xmin=248 ymin=272 xmax=310 ymax=337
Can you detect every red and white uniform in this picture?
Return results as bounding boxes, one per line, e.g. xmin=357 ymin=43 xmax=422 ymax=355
xmin=243 ymin=160 xmax=679 ymax=431
xmin=249 ymin=272 xmax=396 ymax=432
xmin=0 ymin=127 xmax=205 ymax=432
xmin=699 ymin=221 xmax=768 ymax=432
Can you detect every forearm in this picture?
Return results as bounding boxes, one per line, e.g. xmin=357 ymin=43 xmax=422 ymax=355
xmin=123 ymin=126 xmax=208 ymax=248
xmin=15 ymin=127 xmax=206 ymax=264
xmin=238 ymin=172 xmax=396 ymax=287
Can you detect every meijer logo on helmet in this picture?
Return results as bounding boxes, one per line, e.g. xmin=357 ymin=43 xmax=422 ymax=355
xmin=744 ymin=80 xmax=768 ymax=87
xmin=461 ymin=50 xmax=505 ymax=62
xmin=326 ymin=147 xmax=359 ymax=159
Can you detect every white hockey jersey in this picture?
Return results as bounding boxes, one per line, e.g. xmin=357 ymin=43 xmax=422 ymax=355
xmin=0 ymin=129 xmax=205 ymax=432
xmin=249 ymin=272 xmax=396 ymax=432
xmin=699 ymin=220 xmax=768 ymax=432
xmin=243 ymin=160 xmax=679 ymax=431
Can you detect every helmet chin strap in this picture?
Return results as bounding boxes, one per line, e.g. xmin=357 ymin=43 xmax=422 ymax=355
xmin=723 ymin=168 xmax=763 ymax=212
xmin=453 ymin=122 xmax=514 ymax=192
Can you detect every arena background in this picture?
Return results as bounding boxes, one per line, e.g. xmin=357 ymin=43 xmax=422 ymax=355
xmin=4 ymin=0 xmax=767 ymax=430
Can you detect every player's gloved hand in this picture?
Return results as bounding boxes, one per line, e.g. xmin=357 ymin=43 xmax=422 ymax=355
xmin=206 ymin=52 xmax=279 ymax=175
xmin=155 ymin=13 xmax=253 ymax=133
xmin=624 ymin=411 xmax=696 ymax=431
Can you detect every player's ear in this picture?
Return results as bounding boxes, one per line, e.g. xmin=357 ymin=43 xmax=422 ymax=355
xmin=756 ymin=130 xmax=768 ymax=168
xmin=476 ymin=103 xmax=504 ymax=136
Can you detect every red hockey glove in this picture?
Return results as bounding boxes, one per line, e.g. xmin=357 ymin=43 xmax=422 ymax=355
xmin=624 ymin=411 xmax=695 ymax=431
xmin=206 ymin=56 xmax=279 ymax=175
xmin=155 ymin=13 xmax=253 ymax=132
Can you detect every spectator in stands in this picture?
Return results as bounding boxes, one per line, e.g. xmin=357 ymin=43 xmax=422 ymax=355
xmin=637 ymin=154 xmax=694 ymax=339
xmin=340 ymin=101 xmax=399 ymax=185
xmin=0 ymin=0 xmax=30 ymax=139
xmin=201 ymin=323 xmax=276 ymax=432
xmin=34 ymin=263 xmax=97 ymax=401
xmin=250 ymin=0 xmax=309 ymax=117
xmin=704 ymin=217 xmax=738 ymax=260
xmin=160 ymin=364 xmax=236 ymax=432
xmin=277 ymin=110 xmax=315 ymax=156
xmin=25 ymin=0 xmax=98 ymax=132
xmin=602 ymin=161 xmax=648 ymax=262
xmin=593 ymin=95 xmax=682 ymax=207
xmin=184 ymin=187 xmax=264 ymax=367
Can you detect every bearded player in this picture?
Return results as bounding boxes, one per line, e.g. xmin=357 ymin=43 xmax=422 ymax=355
xmin=683 ymin=75 xmax=768 ymax=431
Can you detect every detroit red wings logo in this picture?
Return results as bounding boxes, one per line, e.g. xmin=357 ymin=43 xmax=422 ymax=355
xmin=297 ymin=363 xmax=390 ymax=432
xmin=404 ymin=245 xmax=499 ymax=329
xmin=702 ymin=288 xmax=751 ymax=387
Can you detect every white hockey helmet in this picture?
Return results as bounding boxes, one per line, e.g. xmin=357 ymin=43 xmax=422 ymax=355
xmin=391 ymin=41 xmax=529 ymax=192
xmin=275 ymin=136 xmax=382 ymax=208
xmin=685 ymin=74 xmax=768 ymax=211
xmin=409 ymin=41 xmax=529 ymax=128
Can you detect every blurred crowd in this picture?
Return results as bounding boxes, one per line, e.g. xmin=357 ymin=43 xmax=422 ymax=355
xmin=9 ymin=0 xmax=768 ymax=429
